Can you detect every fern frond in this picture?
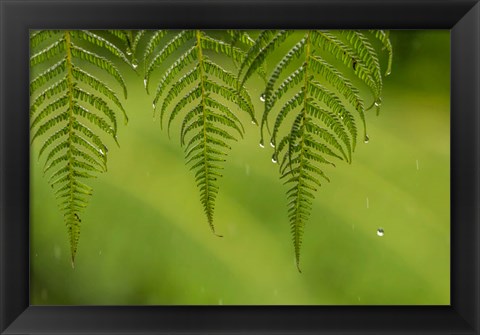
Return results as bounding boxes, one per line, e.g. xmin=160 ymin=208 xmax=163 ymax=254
xmin=29 ymin=30 xmax=128 ymax=265
xmin=249 ymin=30 xmax=391 ymax=271
xmin=103 ymin=29 xmax=144 ymax=66
xmin=145 ymin=30 xmax=253 ymax=234
xmin=370 ymin=30 xmax=393 ymax=76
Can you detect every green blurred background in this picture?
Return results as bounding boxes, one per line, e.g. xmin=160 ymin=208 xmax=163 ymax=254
xmin=30 ymin=30 xmax=450 ymax=305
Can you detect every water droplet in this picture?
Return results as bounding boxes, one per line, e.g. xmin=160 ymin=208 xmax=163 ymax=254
xmin=132 ymin=62 xmax=138 ymax=69
xmin=126 ymin=49 xmax=132 ymax=56
xmin=152 ymin=103 xmax=156 ymax=110
xmin=143 ymin=78 xmax=147 ymax=88
xmin=259 ymin=141 xmax=265 ymax=148
xmin=251 ymin=120 xmax=257 ymax=125
xmin=416 ymin=159 xmax=419 ymax=170
xmin=374 ymin=98 xmax=382 ymax=107
xmin=364 ymin=135 xmax=369 ymax=143
xmin=271 ymin=154 xmax=278 ymax=164
xmin=270 ymin=141 xmax=275 ymax=148
xmin=377 ymin=228 xmax=384 ymax=237
xmin=385 ymin=70 xmax=391 ymax=76
xmin=260 ymin=93 xmax=266 ymax=102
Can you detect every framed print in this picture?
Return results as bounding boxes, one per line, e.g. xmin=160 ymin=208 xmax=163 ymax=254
xmin=1 ymin=0 xmax=479 ymax=334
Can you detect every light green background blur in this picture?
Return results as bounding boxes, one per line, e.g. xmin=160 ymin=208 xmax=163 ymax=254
xmin=30 ymin=30 xmax=450 ymax=305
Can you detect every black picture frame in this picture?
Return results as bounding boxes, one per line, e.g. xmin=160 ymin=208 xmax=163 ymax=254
xmin=1 ymin=0 xmax=479 ymax=334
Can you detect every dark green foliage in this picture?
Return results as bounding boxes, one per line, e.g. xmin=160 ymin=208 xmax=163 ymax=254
xmin=144 ymin=30 xmax=255 ymax=234
xmin=30 ymin=29 xmax=391 ymax=271
xmin=240 ymin=30 xmax=390 ymax=271
xmin=29 ymin=30 xmax=131 ymax=265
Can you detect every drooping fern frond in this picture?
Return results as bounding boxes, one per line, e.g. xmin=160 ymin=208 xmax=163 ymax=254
xmin=241 ymin=30 xmax=392 ymax=271
xmin=144 ymin=30 xmax=255 ymax=234
xmin=30 ymin=30 xmax=130 ymax=266
xmin=104 ymin=29 xmax=146 ymax=68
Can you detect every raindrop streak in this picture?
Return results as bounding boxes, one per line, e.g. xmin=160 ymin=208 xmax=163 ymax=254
xmin=364 ymin=135 xmax=369 ymax=143
xmin=53 ymin=246 xmax=61 ymax=260
xmin=245 ymin=164 xmax=251 ymax=176
xmin=377 ymin=228 xmax=384 ymax=237
xmin=366 ymin=197 xmax=369 ymax=209
xmin=260 ymin=94 xmax=266 ymax=102
xmin=416 ymin=159 xmax=419 ymax=171
xmin=126 ymin=49 xmax=132 ymax=56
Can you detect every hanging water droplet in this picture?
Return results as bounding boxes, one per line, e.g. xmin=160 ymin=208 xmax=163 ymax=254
xmin=259 ymin=140 xmax=265 ymax=148
xmin=132 ymin=62 xmax=138 ymax=69
xmin=251 ymin=120 xmax=257 ymax=125
xmin=385 ymin=70 xmax=391 ymax=76
xmin=152 ymin=103 xmax=156 ymax=110
xmin=99 ymin=149 xmax=104 ymax=155
xmin=364 ymin=135 xmax=369 ymax=143
xmin=260 ymin=93 xmax=266 ymax=102
xmin=270 ymin=141 xmax=275 ymax=148
xmin=126 ymin=49 xmax=132 ymax=56
xmin=374 ymin=97 xmax=382 ymax=107
xmin=271 ymin=154 xmax=278 ymax=164
xmin=377 ymin=228 xmax=384 ymax=237
xmin=143 ymin=78 xmax=147 ymax=88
